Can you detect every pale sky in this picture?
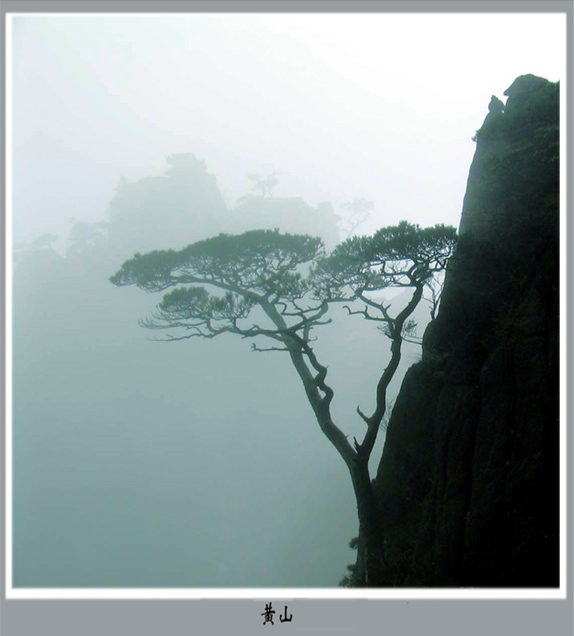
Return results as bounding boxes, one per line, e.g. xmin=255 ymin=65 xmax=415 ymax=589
xmin=10 ymin=11 xmax=566 ymax=245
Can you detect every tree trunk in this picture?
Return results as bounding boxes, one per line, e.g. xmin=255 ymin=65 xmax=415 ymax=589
xmin=348 ymin=460 xmax=385 ymax=586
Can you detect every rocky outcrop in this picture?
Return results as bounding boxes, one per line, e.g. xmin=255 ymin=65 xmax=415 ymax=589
xmin=372 ymin=75 xmax=560 ymax=587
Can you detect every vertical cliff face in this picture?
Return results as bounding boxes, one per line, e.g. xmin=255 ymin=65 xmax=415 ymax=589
xmin=372 ymin=75 xmax=559 ymax=587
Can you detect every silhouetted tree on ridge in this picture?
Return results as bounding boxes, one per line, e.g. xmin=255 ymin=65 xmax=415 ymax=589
xmin=111 ymin=218 xmax=456 ymax=586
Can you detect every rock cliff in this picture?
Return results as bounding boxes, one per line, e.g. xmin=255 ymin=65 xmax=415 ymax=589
xmin=372 ymin=75 xmax=560 ymax=587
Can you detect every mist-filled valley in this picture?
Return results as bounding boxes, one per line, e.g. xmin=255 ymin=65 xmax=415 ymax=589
xmin=13 ymin=155 xmax=430 ymax=587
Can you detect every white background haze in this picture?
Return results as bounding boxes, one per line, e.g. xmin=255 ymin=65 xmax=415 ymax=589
xmin=11 ymin=12 xmax=565 ymax=244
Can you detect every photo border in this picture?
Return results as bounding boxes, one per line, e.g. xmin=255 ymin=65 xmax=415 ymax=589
xmin=2 ymin=1 xmax=572 ymax=634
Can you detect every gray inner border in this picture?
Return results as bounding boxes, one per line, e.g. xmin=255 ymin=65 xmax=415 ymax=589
xmin=1 ymin=1 xmax=572 ymax=635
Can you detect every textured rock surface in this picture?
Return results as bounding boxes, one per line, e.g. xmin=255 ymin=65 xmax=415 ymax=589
xmin=372 ymin=75 xmax=559 ymax=587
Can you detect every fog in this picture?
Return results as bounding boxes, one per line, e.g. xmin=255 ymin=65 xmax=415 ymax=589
xmin=9 ymin=12 xmax=565 ymax=588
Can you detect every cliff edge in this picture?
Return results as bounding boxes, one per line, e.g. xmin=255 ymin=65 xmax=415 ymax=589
xmin=372 ymin=75 xmax=560 ymax=587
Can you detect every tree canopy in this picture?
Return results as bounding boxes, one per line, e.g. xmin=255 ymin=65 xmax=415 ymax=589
xmin=312 ymin=220 xmax=457 ymax=323
xmin=110 ymin=229 xmax=328 ymax=340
